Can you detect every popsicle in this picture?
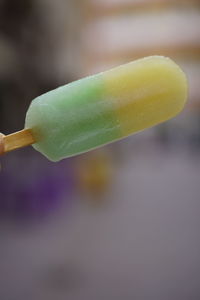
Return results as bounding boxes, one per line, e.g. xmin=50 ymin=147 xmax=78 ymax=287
xmin=0 ymin=56 xmax=187 ymax=161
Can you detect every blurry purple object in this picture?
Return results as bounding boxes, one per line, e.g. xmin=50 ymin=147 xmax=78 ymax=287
xmin=0 ymin=151 xmax=75 ymax=220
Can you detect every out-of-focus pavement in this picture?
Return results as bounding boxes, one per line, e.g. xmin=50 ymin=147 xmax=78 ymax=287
xmin=0 ymin=146 xmax=200 ymax=300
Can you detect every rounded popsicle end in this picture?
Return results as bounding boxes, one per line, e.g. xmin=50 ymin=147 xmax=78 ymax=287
xmin=158 ymin=56 xmax=188 ymax=117
xmin=139 ymin=56 xmax=188 ymax=130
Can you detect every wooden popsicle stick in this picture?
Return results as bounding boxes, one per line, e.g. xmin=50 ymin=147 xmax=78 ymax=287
xmin=0 ymin=129 xmax=35 ymax=155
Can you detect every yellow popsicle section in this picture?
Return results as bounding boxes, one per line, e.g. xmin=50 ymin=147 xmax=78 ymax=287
xmin=105 ymin=56 xmax=187 ymax=136
xmin=25 ymin=56 xmax=187 ymax=161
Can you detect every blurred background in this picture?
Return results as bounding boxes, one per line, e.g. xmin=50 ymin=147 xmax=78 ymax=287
xmin=0 ymin=0 xmax=200 ymax=299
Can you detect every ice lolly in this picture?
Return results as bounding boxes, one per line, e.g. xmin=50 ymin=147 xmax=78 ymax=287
xmin=1 ymin=56 xmax=187 ymax=161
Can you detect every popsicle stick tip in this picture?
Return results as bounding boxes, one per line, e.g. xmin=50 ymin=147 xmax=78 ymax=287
xmin=0 ymin=133 xmax=5 ymax=155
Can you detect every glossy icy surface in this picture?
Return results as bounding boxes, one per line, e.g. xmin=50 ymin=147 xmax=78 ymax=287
xmin=25 ymin=56 xmax=187 ymax=161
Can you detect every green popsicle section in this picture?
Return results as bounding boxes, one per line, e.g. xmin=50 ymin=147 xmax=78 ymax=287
xmin=25 ymin=76 xmax=121 ymax=161
xmin=25 ymin=56 xmax=187 ymax=161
